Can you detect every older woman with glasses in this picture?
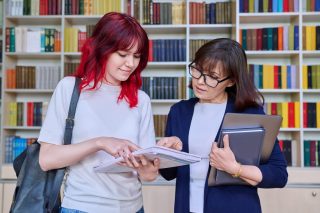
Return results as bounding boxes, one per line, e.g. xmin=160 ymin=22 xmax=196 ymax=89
xmin=157 ymin=38 xmax=288 ymax=213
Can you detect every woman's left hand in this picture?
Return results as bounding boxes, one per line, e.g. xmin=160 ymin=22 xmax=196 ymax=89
xmin=118 ymin=154 xmax=160 ymax=181
xmin=209 ymin=134 xmax=240 ymax=175
xmin=135 ymin=155 xmax=160 ymax=181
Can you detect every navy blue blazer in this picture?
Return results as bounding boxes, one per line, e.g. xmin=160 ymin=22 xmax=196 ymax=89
xmin=160 ymin=97 xmax=288 ymax=213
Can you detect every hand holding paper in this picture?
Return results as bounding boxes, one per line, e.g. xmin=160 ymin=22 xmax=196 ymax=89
xmin=93 ymin=146 xmax=201 ymax=173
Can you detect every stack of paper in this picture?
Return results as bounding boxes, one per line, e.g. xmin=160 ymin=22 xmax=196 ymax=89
xmin=93 ymin=146 xmax=201 ymax=173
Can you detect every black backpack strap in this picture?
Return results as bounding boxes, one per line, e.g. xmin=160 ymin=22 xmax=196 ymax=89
xmin=46 ymin=77 xmax=81 ymax=212
xmin=64 ymin=77 xmax=81 ymax=145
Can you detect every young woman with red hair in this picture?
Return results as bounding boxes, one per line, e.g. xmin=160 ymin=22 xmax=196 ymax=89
xmin=38 ymin=12 xmax=158 ymax=213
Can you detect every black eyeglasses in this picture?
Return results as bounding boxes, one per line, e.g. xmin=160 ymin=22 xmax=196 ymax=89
xmin=188 ymin=63 xmax=230 ymax=88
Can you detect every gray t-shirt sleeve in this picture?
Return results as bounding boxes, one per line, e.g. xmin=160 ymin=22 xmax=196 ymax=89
xmin=38 ymin=77 xmax=75 ymax=145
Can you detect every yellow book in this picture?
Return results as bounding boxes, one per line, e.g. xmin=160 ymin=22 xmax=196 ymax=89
xmin=64 ymin=28 xmax=69 ymax=52
xmin=262 ymin=65 xmax=268 ymax=89
xmin=281 ymin=102 xmax=289 ymax=128
xmin=268 ymin=65 xmax=274 ymax=89
xmin=317 ymin=102 xmax=320 ymax=128
xmin=9 ymin=102 xmax=17 ymax=126
xmin=72 ymin=28 xmax=79 ymax=52
xmin=288 ymin=25 xmax=294 ymax=50
xmin=281 ymin=65 xmax=287 ymax=89
xmin=310 ymin=26 xmax=316 ymax=51
xmin=302 ymin=65 xmax=308 ymax=89
xmin=294 ymin=102 xmax=300 ymax=128
xmin=114 ymin=0 xmax=121 ymax=12
xmin=306 ymin=26 xmax=312 ymax=50
xmin=262 ymin=64 xmax=273 ymax=89
xmin=267 ymin=103 xmax=272 ymax=115
xmin=249 ymin=0 xmax=254 ymax=12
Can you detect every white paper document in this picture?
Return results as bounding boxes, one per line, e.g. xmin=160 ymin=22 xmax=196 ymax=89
xmin=93 ymin=146 xmax=202 ymax=173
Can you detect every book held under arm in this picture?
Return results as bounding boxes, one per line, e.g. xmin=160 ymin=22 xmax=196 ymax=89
xmin=208 ymin=113 xmax=282 ymax=186
xmin=93 ymin=146 xmax=201 ymax=173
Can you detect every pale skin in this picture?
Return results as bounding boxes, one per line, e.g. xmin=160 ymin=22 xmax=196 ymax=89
xmin=39 ymin=43 xmax=159 ymax=181
xmin=158 ymin=63 xmax=263 ymax=186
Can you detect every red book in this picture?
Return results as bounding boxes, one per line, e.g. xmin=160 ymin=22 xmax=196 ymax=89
xmin=274 ymin=65 xmax=279 ymax=88
xmin=27 ymin=102 xmax=34 ymax=126
xmin=148 ymin=40 xmax=153 ymax=62
xmin=288 ymin=102 xmax=295 ymax=128
xmin=303 ymin=102 xmax=308 ymax=128
xmin=283 ymin=0 xmax=289 ymax=12
xmin=257 ymin=28 xmax=262 ymax=50
xmin=278 ymin=140 xmax=283 ymax=151
xmin=44 ymin=0 xmax=49 ymax=15
xmin=271 ymin=102 xmax=277 ymax=115
xmin=310 ymin=140 xmax=316 ymax=166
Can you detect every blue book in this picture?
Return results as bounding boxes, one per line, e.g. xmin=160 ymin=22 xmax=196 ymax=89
xmin=273 ymin=0 xmax=278 ymax=12
xmin=287 ymin=65 xmax=291 ymax=89
xmin=278 ymin=0 xmax=283 ymax=12
xmin=316 ymin=0 xmax=320 ymax=11
xmin=254 ymin=64 xmax=260 ymax=88
xmin=294 ymin=25 xmax=299 ymax=50
xmin=240 ymin=0 xmax=243 ymax=12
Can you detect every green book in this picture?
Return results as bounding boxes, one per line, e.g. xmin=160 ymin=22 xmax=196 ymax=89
xmin=304 ymin=140 xmax=311 ymax=167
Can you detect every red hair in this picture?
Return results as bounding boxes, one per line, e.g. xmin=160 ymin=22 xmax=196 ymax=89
xmin=74 ymin=12 xmax=149 ymax=108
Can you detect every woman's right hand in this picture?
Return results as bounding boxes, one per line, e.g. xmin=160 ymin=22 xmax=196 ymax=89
xmin=96 ymin=137 xmax=140 ymax=158
xmin=157 ymin=136 xmax=183 ymax=151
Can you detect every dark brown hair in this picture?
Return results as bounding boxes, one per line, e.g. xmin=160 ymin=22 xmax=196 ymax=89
xmin=191 ymin=38 xmax=264 ymax=111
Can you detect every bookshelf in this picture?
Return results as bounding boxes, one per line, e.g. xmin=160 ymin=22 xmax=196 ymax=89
xmin=0 ymin=0 xmax=320 ymax=212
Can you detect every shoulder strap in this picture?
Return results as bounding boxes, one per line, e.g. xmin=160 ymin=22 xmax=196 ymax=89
xmin=63 ymin=77 xmax=81 ymax=145
xmin=46 ymin=78 xmax=81 ymax=212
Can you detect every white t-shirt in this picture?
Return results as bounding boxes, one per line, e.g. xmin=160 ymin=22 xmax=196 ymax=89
xmin=189 ymin=102 xmax=227 ymax=213
xmin=38 ymin=77 xmax=155 ymax=213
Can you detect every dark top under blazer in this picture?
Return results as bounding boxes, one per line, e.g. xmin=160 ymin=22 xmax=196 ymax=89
xmin=160 ymin=97 xmax=288 ymax=213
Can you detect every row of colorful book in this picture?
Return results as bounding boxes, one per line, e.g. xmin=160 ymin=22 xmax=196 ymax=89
xmin=154 ymin=114 xmax=168 ymax=138
xmin=240 ymin=26 xmax=299 ymax=51
xmin=303 ymin=26 xmax=320 ymax=51
xmin=6 ymin=66 xmax=61 ymax=89
xmin=239 ymin=0 xmax=299 ymax=13
xmin=142 ymin=1 xmax=185 ymax=25
xmin=64 ymin=25 xmax=96 ymax=52
xmin=141 ymin=77 xmax=186 ymax=100
xmin=4 ymin=136 xmax=37 ymax=164
xmin=6 ymin=0 xmax=62 ymax=16
xmin=264 ymin=102 xmax=300 ymax=128
xmin=65 ymin=0 xmax=121 ymax=15
xmin=5 ymin=27 xmax=61 ymax=53
xmin=248 ymin=64 xmax=297 ymax=89
xmin=148 ymin=39 xmax=186 ymax=62
xmin=189 ymin=1 xmax=231 ymax=24
xmin=64 ymin=62 xmax=80 ymax=77
xmin=6 ymin=102 xmax=48 ymax=127
xmin=302 ymin=65 xmax=320 ymax=89
xmin=304 ymin=140 xmax=320 ymax=167
xmin=189 ymin=40 xmax=211 ymax=61
xmin=304 ymin=0 xmax=320 ymax=11
xmin=279 ymin=139 xmax=296 ymax=167
xmin=303 ymin=102 xmax=320 ymax=128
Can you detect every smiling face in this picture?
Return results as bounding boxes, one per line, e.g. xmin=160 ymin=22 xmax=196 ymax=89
xmin=104 ymin=43 xmax=141 ymax=85
xmin=192 ymin=62 xmax=234 ymax=103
